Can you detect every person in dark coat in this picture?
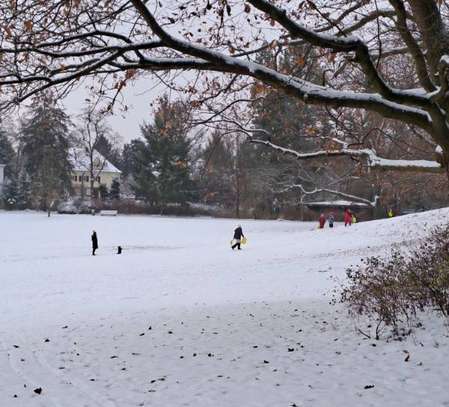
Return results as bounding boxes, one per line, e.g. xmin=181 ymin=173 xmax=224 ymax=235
xmin=91 ymin=230 xmax=98 ymax=256
xmin=231 ymin=224 xmax=245 ymax=250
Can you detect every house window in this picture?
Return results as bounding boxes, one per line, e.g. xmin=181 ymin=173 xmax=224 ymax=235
xmin=96 ymin=176 xmax=101 ymax=182
xmin=85 ymin=176 xmax=89 ymax=182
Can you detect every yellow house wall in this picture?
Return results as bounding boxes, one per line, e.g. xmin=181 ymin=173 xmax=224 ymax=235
xmin=71 ymin=170 xmax=120 ymax=195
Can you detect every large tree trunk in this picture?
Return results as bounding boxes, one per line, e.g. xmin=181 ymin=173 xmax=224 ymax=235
xmin=408 ymin=0 xmax=448 ymax=79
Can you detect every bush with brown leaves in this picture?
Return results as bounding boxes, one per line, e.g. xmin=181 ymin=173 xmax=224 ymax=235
xmin=340 ymin=225 xmax=449 ymax=334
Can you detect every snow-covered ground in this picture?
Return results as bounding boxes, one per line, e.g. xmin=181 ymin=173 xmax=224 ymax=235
xmin=0 ymin=210 xmax=448 ymax=407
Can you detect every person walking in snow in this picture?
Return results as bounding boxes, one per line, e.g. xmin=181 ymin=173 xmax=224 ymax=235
xmin=328 ymin=212 xmax=335 ymax=228
xmin=91 ymin=230 xmax=98 ymax=256
xmin=319 ymin=213 xmax=326 ymax=229
xmin=231 ymin=224 xmax=245 ymax=250
xmin=272 ymin=197 xmax=280 ymax=217
xmin=344 ymin=208 xmax=352 ymax=227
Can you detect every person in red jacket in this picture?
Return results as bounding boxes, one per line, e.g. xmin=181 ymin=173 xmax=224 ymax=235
xmin=319 ymin=213 xmax=326 ymax=229
xmin=344 ymin=208 xmax=352 ymax=227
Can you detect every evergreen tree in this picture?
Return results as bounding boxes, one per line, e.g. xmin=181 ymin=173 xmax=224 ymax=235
xmin=3 ymin=173 xmax=18 ymax=208
xmin=4 ymin=171 xmax=32 ymax=210
xmin=95 ymin=133 xmax=122 ymax=169
xmin=17 ymin=172 xmax=32 ymax=209
xmin=199 ymin=131 xmax=234 ymax=207
xmin=20 ymin=94 xmax=72 ymax=213
xmin=132 ymin=96 xmax=197 ymax=205
xmin=0 ymin=126 xmax=16 ymax=177
xmin=123 ymin=139 xmax=155 ymax=200
xmin=251 ymin=46 xmax=327 ymax=152
xmin=110 ymin=178 xmax=121 ymax=200
xmin=242 ymin=45 xmax=337 ymax=214
xmin=98 ymin=184 xmax=108 ymax=201
xmin=120 ymin=139 xmax=147 ymax=179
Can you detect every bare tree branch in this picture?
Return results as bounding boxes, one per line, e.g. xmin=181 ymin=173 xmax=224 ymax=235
xmin=250 ymin=138 xmax=443 ymax=173
xmin=388 ymin=0 xmax=435 ymax=91
xmin=281 ymin=183 xmax=378 ymax=207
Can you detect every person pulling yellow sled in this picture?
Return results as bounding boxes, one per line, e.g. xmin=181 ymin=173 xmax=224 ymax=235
xmin=231 ymin=224 xmax=245 ymax=250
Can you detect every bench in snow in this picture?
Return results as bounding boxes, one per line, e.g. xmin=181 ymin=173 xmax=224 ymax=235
xmin=100 ymin=210 xmax=118 ymax=216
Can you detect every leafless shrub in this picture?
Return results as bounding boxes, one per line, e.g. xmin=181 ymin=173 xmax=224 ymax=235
xmin=340 ymin=225 xmax=449 ymax=336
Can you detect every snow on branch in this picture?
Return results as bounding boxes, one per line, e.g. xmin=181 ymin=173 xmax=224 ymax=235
xmin=0 ymin=0 xmax=446 ymax=147
xmin=126 ymin=0 xmax=433 ymax=132
xmin=250 ymin=138 xmax=443 ymax=173
xmin=281 ymin=184 xmax=378 ymax=207
xmin=246 ymin=0 xmax=433 ymax=107
xmin=0 ymin=0 xmax=436 ymax=135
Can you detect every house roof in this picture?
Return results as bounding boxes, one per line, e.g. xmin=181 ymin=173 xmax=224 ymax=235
xmin=69 ymin=148 xmax=121 ymax=174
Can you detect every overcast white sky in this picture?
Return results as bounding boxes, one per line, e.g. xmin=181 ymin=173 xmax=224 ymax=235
xmin=60 ymin=65 xmax=202 ymax=145
xmin=62 ymin=76 xmax=168 ymax=145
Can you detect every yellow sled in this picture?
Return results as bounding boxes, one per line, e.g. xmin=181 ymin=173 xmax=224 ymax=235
xmin=230 ymin=237 xmax=248 ymax=246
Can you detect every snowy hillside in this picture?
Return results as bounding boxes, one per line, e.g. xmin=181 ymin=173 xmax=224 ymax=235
xmin=0 ymin=210 xmax=448 ymax=406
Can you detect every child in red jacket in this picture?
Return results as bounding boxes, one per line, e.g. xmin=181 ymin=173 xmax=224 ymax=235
xmin=344 ymin=208 xmax=352 ymax=227
xmin=319 ymin=213 xmax=326 ymax=229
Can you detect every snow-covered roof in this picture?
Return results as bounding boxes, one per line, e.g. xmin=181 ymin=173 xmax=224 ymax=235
xmin=305 ymin=200 xmax=371 ymax=208
xmin=69 ymin=148 xmax=121 ymax=174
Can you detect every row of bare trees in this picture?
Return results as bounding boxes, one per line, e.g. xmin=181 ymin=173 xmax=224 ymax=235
xmin=1 ymin=91 xmax=445 ymax=217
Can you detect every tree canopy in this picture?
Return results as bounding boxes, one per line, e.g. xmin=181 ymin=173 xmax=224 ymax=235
xmin=0 ymin=0 xmax=448 ymax=171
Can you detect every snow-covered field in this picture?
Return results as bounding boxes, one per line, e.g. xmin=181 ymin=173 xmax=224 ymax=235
xmin=0 ymin=210 xmax=448 ymax=407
